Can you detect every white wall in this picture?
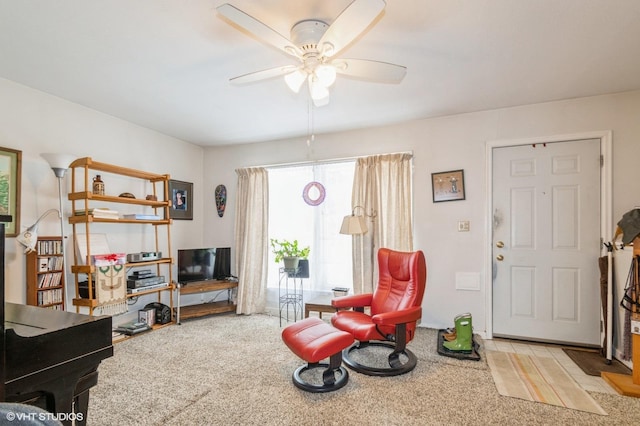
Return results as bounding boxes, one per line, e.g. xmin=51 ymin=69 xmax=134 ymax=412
xmin=4 ymin=72 xmax=640 ymax=353
xmin=203 ymin=90 xmax=640 ymax=341
xmin=0 ymin=77 xmax=204 ymax=317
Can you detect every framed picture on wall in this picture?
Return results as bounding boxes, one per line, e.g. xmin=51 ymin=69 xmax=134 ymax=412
xmin=0 ymin=146 xmax=22 ymax=236
xmin=431 ymin=169 xmax=465 ymax=203
xmin=168 ymin=179 xmax=193 ymax=220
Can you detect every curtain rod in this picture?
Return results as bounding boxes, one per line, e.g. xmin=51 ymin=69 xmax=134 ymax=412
xmin=256 ymin=151 xmax=413 ymax=170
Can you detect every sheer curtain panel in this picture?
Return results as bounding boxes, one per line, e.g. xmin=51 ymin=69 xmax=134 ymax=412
xmin=351 ymin=153 xmax=413 ymax=294
xmin=234 ymin=167 xmax=269 ymax=314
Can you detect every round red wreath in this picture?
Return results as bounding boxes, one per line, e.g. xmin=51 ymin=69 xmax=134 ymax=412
xmin=302 ymin=181 xmax=326 ymax=206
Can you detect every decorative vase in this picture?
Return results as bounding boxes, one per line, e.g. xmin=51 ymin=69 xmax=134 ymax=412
xmin=283 ymin=256 xmax=300 ymax=271
xmin=93 ymin=175 xmax=105 ymax=195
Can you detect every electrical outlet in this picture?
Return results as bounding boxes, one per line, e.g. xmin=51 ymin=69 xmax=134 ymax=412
xmin=458 ymin=221 xmax=470 ymax=232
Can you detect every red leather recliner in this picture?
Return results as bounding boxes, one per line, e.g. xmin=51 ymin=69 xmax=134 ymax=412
xmin=331 ymin=248 xmax=427 ymax=376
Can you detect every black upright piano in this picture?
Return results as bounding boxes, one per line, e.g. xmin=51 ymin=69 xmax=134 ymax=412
xmin=0 ymin=216 xmax=113 ymax=425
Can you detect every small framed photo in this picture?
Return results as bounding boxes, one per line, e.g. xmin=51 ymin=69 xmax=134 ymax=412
xmin=168 ymin=179 xmax=193 ymax=220
xmin=0 ymin=146 xmax=22 ymax=236
xmin=431 ymin=169 xmax=465 ymax=203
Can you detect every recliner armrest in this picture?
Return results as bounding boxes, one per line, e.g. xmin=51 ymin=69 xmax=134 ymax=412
xmin=331 ymin=293 xmax=373 ymax=309
xmin=372 ymin=306 xmax=422 ymax=326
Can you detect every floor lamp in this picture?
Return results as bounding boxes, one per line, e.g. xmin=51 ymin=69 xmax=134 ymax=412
xmin=41 ymin=153 xmax=76 ymax=309
xmin=16 ymin=209 xmax=60 ymax=253
xmin=340 ymin=206 xmax=377 ymax=293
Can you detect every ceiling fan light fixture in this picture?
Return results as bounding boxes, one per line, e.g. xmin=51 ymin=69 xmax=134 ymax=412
xmin=284 ymin=69 xmax=307 ymax=93
xmin=309 ymin=75 xmax=329 ymax=101
xmin=218 ymin=1 xmax=405 ymax=107
xmin=315 ymin=64 xmax=337 ymax=87
xmin=312 ymin=94 xmax=330 ymax=107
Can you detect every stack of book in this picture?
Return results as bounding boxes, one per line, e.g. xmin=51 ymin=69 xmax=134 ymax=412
xmin=74 ymin=208 xmax=119 ymax=219
xmin=122 ymin=213 xmax=162 ymax=220
xmin=114 ymin=320 xmax=152 ymax=336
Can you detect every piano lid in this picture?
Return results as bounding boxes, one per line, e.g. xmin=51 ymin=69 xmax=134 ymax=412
xmin=4 ymin=303 xmax=113 ymax=383
xmin=4 ymin=303 xmax=110 ymax=338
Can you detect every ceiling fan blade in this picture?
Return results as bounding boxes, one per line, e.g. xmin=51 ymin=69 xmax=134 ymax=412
xmin=230 ymin=65 xmax=297 ymax=85
xmin=318 ymin=0 xmax=386 ymax=58
xmin=217 ymin=3 xmax=302 ymax=58
xmin=332 ymin=58 xmax=406 ymax=83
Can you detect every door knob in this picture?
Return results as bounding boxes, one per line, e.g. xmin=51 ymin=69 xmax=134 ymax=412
xmin=496 ymin=241 xmax=504 ymax=248
xmin=496 ymin=254 xmax=504 ymax=261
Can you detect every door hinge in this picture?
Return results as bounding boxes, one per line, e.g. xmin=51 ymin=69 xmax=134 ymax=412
xmin=600 ymin=155 xmax=604 ymax=167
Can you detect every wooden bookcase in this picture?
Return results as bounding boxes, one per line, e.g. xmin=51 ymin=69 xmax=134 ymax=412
xmin=67 ymin=157 xmax=174 ymax=318
xmin=26 ymin=236 xmax=65 ymax=310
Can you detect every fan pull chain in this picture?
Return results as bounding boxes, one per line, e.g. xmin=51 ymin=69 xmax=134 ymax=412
xmin=306 ymin=100 xmax=316 ymax=158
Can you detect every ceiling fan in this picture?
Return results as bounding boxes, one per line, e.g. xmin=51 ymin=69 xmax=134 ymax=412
xmin=217 ymin=0 xmax=406 ymax=107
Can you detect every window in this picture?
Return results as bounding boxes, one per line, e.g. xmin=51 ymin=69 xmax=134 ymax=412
xmin=267 ymin=161 xmax=355 ymax=293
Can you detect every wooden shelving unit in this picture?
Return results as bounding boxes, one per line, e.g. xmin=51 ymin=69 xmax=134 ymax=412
xmin=68 ymin=157 xmax=174 ymax=318
xmin=25 ymin=236 xmax=65 ymax=310
xmin=175 ymin=280 xmax=237 ymax=323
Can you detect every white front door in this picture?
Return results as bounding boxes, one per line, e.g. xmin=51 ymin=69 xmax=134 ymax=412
xmin=492 ymin=139 xmax=601 ymax=345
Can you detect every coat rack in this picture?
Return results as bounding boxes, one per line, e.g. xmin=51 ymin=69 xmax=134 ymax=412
xmin=602 ymin=236 xmax=640 ymax=396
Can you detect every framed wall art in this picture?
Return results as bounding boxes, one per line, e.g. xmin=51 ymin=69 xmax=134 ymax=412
xmin=431 ymin=169 xmax=465 ymax=203
xmin=0 ymin=146 xmax=22 ymax=236
xmin=168 ymin=179 xmax=193 ymax=220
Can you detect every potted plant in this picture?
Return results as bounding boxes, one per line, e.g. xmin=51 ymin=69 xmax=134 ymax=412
xmin=270 ymin=238 xmax=310 ymax=270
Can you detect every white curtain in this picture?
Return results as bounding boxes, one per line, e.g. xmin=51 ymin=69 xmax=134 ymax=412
xmin=351 ymin=153 xmax=413 ymax=294
xmin=234 ymin=167 xmax=269 ymax=314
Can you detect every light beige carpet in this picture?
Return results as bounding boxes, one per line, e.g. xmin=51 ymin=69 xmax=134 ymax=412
xmin=87 ymin=314 xmax=640 ymax=425
xmin=487 ymin=351 xmax=607 ymax=415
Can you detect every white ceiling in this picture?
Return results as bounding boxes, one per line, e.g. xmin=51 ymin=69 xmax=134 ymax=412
xmin=1 ymin=0 xmax=640 ymax=147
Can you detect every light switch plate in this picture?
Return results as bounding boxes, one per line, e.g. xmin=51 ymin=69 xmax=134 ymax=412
xmin=455 ymin=272 xmax=480 ymax=291
xmin=458 ymin=221 xmax=470 ymax=232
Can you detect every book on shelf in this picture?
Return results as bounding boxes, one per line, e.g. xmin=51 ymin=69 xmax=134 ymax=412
xmin=122 ymin=213 xmax=162 ymax=220
xmin=37 ymin=239 xmax=62 ymax=255
xmin=38 ymin=259 xmax=49 ymax=272
xmin=38 ymin=272 xmax=62 ymax=288
xmin=37 ymin=288 xmax=63 ymax=305
xmin=74 ymin=208 xmax=120 ymax=219
xmin=39 ymin=256 xmax=63 ymax=272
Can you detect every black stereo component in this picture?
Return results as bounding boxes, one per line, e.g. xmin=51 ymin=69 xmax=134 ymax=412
xmin=127 ymin=275 xmax=165 ymax=289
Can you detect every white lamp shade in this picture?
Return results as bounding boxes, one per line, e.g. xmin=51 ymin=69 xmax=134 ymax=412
xmin=339 ymin=215 xmax=368 ymax=235
xmin=41 ymin=153 xmax=76 ymax=178
xmin=315 ymin=65 xmax=337 ymax=87
xmin=284 ymin=69 xmax=307 ymax=93
xmin=312 ymin=94 xmax=330 ymax=107
xmin=16 ymin=227 xmax=38 ymax=253
xmin=16 ymin=209 xmax=60 ymax=253
xmin=308 ymin=75 xmax=329 ymax=100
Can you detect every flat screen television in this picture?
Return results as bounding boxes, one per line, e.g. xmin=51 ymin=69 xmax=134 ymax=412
xmin=177 ymin=247 xmax=231 ymax=284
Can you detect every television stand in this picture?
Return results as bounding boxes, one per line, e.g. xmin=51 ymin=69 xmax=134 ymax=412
xmin=175 ymin=279 xmax=238 ymax=324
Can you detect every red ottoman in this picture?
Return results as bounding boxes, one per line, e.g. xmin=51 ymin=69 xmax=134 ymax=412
xmin=282 ymin=317 xmax=354 ymax=393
